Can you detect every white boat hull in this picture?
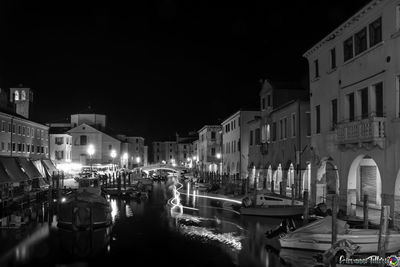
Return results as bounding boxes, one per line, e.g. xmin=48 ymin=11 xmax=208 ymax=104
xmin=280 ymin=230 xmax=400 ymax=253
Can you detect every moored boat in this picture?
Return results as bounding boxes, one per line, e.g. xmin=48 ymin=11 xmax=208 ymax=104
xmin=279 ymin=216 xmax=400 ymax=253
xmin=57 ymin=177 xmax=112 ymax=230
xmin=239 ymin=194 xmax=304 ymax=217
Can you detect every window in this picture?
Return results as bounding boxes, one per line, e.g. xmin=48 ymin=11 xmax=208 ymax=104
xmin=211 ymin=148 xmax=216 ymax=156
xmin=8 ymin=123 xmax=11 ymax=133
xmin=108 ymin=144 xmax=112 ymax=150
xmin=183 ymin=145 xmax=187 ymax=149
xmin=37 ymin=129 xmax=40 ymax=138
xmin=250 ymin=130 xmax=254 ymax=145
xmin=262 ymin=97 xmax=266 ymax=110
xmin=331 ymin=99 xmax=338 ymax=129
xmin=31 ymin=128 xmax=34 ymax=137
xmin=14 ymin=91 xmax=19 ymax=101
xmin=55 ymin=137 xmax=64 ymax=145
xmin=41 ymin=147 xmax=44 ymax=154
xmin=7 ymin=143 xmax=10 ymax=152
xmin=21 ymin=90 xmax=26 ymax=100
xmin=211 ymin=131 xmax=216 ymax=140
xmin=136 ymin=139 xmax=139 ymax=143
xmin=22 ymin=144 xmax=25 ymax=152
xmin=283 ymin=118 xmax=288 ymax=139
xmin=266 ymin=124 xmax=270 ymax=143
xmin=330 ymin=48 xmax=336 ymax=69
xmin=22 ymin=126 xmax=25 ymax=136
xmin=238 ymin=138 xmax=240 ymax=151
xmin=27 ymin=144 xmax=30 ymax=152
xmin=272 ymin=122 xmax=277 ymax=141
xmin=1 ymin=142 xmax=4 ymax=151
xmin=314 ymin=59 xmax=319 ymax=78
xmin=347 ymin=93 xmax=355 ymax=121
xmin=18 ymin=143 xmax=21 ymax=152
xmin=397 ymin=5 xmax=400 ymax=30
xmin=12 ymin=125 xmax=15 ymax=134
xmin=12 ymin=143 xmax=15 ymax=152
xmin=233 ymin=120 xmax=236 ymax=129
xmin=1 ymin=121 xmax=5 ymax=132
xmin=355 ymin=27 xmax=367 ymax=55
xmin=374 ymin=82 xmax=383 ymax=117
xmin=31 ymin=144 xmax=34 ymax=153
xmin=343 ymin=37 xmax=354 ymax=61
xmin=27 ymin=128 xmax=29 ymax=137
xmin=18 ymin=125 xmax=21 ymax=135
xmin=267 ymin=95 xmax=271 ymax=107
xmin=291 ymin=114 xmax=296 ymax=137
xmin=80 ymin=135 xmax=87 ymax=145
xmin=316 ymin=106 xmax=321 ymax=134
xmin=369 ymin=17 xmax=382 ymax=47
xmin=360 ymin=88 xmax=368 ymax=119
xmin=255 ymin=128 xmax=261 ymax=145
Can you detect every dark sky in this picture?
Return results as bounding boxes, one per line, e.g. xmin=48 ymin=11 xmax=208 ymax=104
xmin=2 ymin=0 xmax=370 ymax=144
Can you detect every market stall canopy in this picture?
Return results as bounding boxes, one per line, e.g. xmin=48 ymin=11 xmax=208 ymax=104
xmin=0 ymin=160 xmax=12 ymax=184
xmin=17 ymin=158 xmax=44 ymax=179
xmin=41 ymin=159 xmax=59 ymax=177
xmin=0 ymin=157 xmax=30 ymax=183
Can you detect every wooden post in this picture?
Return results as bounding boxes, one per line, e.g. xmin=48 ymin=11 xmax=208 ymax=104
xmin=378 ymin=205 xmax=390 ymax=260
xmin=253 ymin=176 xmax=258 ymax=207
xmin=303 ymin=190 xmax=309 ymax=224
xmin=363 ymin=194 xmax=369 ymax=229
xmin=331 ymin=194 xmax=338 ymax=267
xmin=291 ymin=184 xmax=295 ymax=206
xmin=271 ymin=180 xmax=274 ymax=193
xmin=279 ymin=182 xmax=283 ymax=196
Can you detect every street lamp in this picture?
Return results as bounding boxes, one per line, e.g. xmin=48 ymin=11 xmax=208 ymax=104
xmin=216 ymin=153 xmax=222 ymax=174
xmin=136 ymin=156 xmax=141 ymax=164
xmin=87 ymin=144 xmax=95 ymax=173
xmin=110 ymin=149 xmax=117 ymax=172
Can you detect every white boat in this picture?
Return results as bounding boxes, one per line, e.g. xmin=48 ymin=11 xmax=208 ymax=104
xmin=240 ymin=194 xmax=304 ymax=217
xmin=279 ymin=216 xmax=400 ymax=253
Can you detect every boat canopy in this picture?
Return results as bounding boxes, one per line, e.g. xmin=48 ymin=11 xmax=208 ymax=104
xmin=290 ymin=216 xmax=348 ymax=236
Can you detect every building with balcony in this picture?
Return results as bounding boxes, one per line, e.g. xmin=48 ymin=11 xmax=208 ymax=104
xmin=222 ymin=110 xmax=259 ymax=179
xmin=303 ymin=0 xmax=400 ymax=226
xmin=197 ymin=125 xmax=222 ymax=173
xmin=117 ymin=135 xmax=145 ymax=169
xmin=248 ymin=80 xmax=310 ymax=196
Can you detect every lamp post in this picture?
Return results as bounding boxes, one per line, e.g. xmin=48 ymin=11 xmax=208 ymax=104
xmin=136 ymin=156 xmax=141 ymax=165
xmin=216 ymin=153 xmax=222 ymax=174
xmin=87 ymin=144 xmax=95 ymax=174
xmin=111 ymin=149 xmax=117 ymax=172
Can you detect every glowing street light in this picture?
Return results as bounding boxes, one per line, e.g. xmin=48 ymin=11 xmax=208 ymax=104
xmin=216 ymin=153 xmax=221 ymax=159
xmin=192 ymin=156 xmax=197 ymax=161
xmin=87 ymin=144 xmax=95 ymax=173
xmin=136 ymin=156 xmax=141 ymax=164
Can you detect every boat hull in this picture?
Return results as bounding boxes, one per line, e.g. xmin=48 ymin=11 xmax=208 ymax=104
xmin=280 ymin=231 xmax=400 ymax=253
xmin=240 ymin=206 xmax=304 ymax=217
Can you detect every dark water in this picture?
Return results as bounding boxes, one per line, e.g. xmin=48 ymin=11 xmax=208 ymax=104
xmin=0 ymin=181 xmax=318 ymax=267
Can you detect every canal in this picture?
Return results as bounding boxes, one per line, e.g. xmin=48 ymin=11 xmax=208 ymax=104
xmin=0 ymin=181 xmax=314 ymax=267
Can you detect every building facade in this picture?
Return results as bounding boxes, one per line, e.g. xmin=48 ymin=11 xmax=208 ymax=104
xmin=117 ymin=135 xmax=145 ymax=168
xmin=49 ymin=132 xmax=72 ymax=164
xmin=303 ymin=0 xmax=400 ymax=226
xmin=68 ymin=123 xmax=121 ymax=166
xmin=222 ymin=110 xmax=259 ymax=179
xmin=197 ymin=125 xmax=222 ymax=173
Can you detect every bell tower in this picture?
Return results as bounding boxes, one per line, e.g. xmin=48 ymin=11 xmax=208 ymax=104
xmin=10 ymin=84 xmax=33 ymax=119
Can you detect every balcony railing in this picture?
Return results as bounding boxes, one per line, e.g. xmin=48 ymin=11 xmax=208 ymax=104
xmin=336 ymin=116 xmax=385 ymax=148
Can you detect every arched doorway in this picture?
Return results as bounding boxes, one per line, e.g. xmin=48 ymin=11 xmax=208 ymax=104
xmin=347 ymin=155 xmax=382 ymax=205
xmin=287 ymin=163 xmax=295 ymax=188
xmin=315 ymin=157 xmax=339 ymax=204
xmin=274 ymin=164 xmax=282 ymax=191
xmin=267 ymin=165 xmax=272 ymax=190
xmin=347 ymin=155 xmax=382 ymax=216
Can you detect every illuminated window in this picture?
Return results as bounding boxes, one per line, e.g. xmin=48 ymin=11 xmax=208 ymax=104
xmin=21 ymin=90 xmax=26 ymax=100
xmin=14 ymin=91 xmax=19 ymax=101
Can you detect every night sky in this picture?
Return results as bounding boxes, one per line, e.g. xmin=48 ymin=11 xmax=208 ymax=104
xmin=2 ymin=0 xmax=370 ymax=144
